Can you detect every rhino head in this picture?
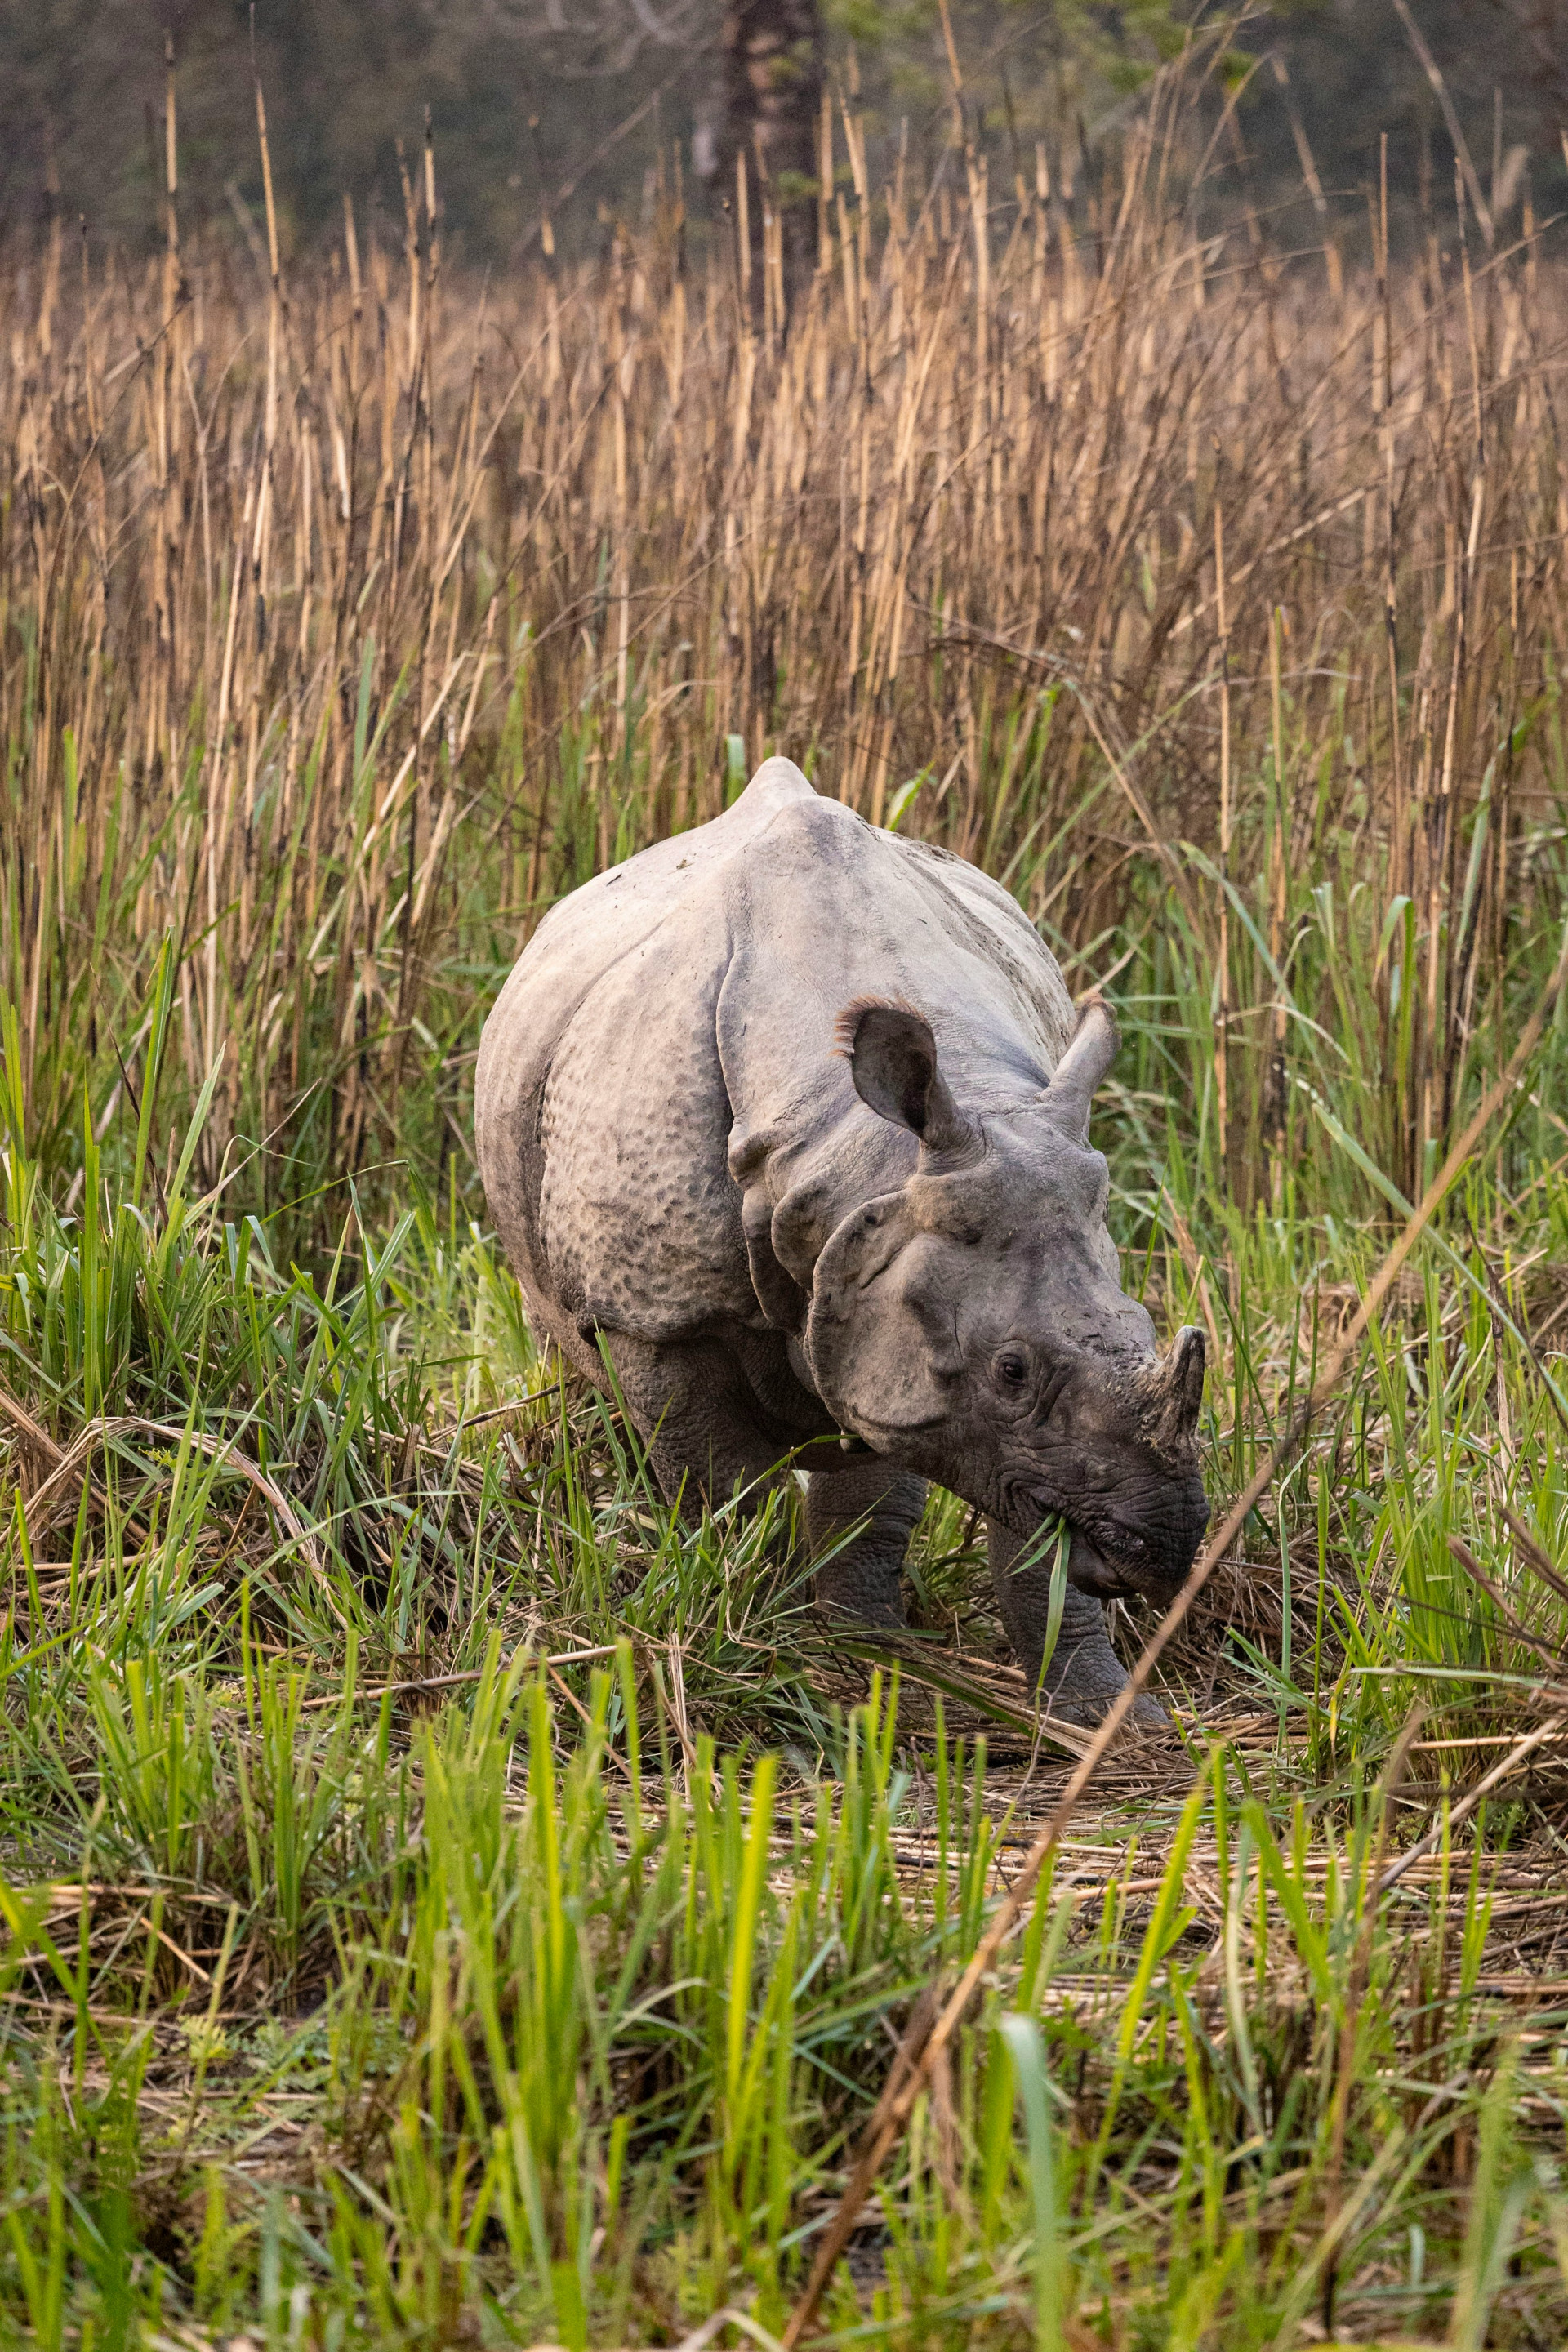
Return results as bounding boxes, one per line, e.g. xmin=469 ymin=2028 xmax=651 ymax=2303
xmin=802 ymin=996 xmax=1209 ymax=1605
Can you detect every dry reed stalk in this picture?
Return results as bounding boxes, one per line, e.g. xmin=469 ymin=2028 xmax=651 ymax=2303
xmin=0 ymin=58 xmax=1565 ymax=1220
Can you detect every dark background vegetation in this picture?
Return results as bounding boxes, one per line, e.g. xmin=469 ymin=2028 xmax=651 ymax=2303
xmin=2 ymin=1 xmax=1564 ymax=267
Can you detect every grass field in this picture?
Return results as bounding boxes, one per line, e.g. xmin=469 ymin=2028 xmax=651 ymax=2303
xmin=7 ymin=51 xmax=1568 ymax=2349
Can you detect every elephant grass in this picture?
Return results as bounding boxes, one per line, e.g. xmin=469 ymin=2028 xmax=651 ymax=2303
xmin=5 ymin=51 xmax=1568 ymax=2346
xmin=6 ymin=51 xmax=1568 ymax=1237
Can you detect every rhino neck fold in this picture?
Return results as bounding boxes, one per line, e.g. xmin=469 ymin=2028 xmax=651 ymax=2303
xmin=729 ymin=1111 xmax=908 ymax=1303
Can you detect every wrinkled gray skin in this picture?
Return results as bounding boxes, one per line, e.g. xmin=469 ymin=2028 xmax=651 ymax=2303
xmin=475 ymin=760 xmax=1209 ymax=1727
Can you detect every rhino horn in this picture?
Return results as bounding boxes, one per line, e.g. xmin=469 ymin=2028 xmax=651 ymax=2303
xmin=836 ymin=997 xmax=978 ymax=1163
xmin=1143 ymin=1325 xmax=1206 ymax=1453
xmin=1038 ymin=994 xmax=1119 ymax=1140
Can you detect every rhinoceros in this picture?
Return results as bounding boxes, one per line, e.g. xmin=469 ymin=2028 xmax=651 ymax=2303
xmin=475 ymin=758 xmax=1208 ymax=1726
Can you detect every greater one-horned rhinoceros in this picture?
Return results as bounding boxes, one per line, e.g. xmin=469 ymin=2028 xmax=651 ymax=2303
xmin=475 ymin=758 xmax=1208 ymax=1725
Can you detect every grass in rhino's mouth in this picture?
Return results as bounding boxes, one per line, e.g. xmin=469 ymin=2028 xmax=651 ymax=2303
xmin=999 ymin=1499 xmax=1132 ymax=1588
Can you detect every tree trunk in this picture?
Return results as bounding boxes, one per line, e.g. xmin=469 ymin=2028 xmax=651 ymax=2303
xmin=721 ymin=0 xmax=824 ymax=305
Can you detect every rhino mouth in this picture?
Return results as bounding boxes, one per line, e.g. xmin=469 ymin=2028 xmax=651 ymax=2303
xmin=999 ymin=1503 xmax=1134 ymax=1596
xmin=1011 ymin=1498 xmax=1180 ymax=1605
xmin=1000 ymin=1474 xmax=1197 ymax=1606
xmin=1065 ymin=1523 xmax=1152 ymax=1601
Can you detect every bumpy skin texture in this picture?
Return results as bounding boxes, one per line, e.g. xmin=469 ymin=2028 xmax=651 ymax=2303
xmin=475 ymin=759 xmax=1209 ymax=1727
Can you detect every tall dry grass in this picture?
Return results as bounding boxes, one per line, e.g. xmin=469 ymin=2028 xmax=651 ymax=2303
xmin=3 ymin=60 xmax=1567 ymax=1225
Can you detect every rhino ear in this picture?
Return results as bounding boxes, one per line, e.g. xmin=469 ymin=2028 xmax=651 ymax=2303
xmin=835 ymin=998 xmax=977 ymax=1162
xmin=804 ymin=1193 xmax=951 ymax=1437
xmin=1039 ymin=994 xmax=1119 ymax=1142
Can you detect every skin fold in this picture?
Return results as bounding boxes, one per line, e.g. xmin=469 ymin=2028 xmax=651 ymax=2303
xmin=475 ymin=758 xmax=1209 ymax=1727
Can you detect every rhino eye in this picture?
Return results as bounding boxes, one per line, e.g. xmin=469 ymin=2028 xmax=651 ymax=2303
xmin=996 ymin=1352 xmax=1029 ymax=1388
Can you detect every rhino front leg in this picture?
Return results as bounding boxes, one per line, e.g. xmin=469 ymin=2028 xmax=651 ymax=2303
xmin=806 ymin=1458 xmax=925 ymax=1627
xmin=986 ymin=1517 xmax=1167 ymax=1731
xmin=604 ymin=1333 xmax=795 ymax=1520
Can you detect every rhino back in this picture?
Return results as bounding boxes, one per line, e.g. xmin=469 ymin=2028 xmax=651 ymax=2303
xmin=474 ymin=759 xmax=819 ymax=1353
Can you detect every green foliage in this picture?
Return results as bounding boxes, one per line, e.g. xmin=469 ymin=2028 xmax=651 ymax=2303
xmin=825 ymin=0 xmax=1189 ymax=142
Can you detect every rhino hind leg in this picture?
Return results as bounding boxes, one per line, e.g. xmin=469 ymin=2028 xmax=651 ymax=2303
xmin=806 ymin=1459 xmax=925 ymax=1627
xmin=986 ymin=1517 xmax=1167 ymax=1732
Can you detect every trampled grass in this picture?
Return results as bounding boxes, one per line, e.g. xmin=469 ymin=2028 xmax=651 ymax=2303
xmin=6 ymin=38 xmax=1568 ymax=2347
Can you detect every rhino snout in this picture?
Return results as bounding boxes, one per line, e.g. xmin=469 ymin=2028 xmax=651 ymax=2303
xmin=1041 ymin=1472 xmax=1208 ymax=1606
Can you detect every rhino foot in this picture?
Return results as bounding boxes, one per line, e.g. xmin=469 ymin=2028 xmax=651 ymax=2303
xmin=1040 ymin=1686 xmax=1169 ymax=1735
